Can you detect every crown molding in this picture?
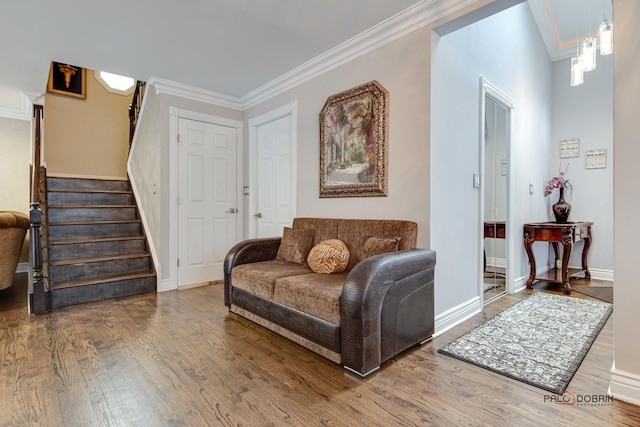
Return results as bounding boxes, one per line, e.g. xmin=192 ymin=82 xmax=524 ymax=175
xmin=528 ymin=0 xmax=578 ymax=61
xmin=240 ymin=0 xmax=479 ymax=109
xmin=148 ymin=76 xmax=242 ymax=111
xmin=0 ymin=91 xmax=32 ymax=120
xmin=148 ymin=0 xmax=483 ymax=111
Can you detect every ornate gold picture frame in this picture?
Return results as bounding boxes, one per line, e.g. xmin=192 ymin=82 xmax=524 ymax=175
xmin=319 ymin=80 xmax=389 ymax=198
xmin=47 ymin=62 xmax=87 ymax=99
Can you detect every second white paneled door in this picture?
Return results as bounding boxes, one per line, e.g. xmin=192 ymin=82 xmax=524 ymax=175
xmin=249 ymin=102 xmax=297 ymax=238
xmin=256 ymin=114 xmax=294 ymax=237
xmin=178 ymin=117 xmax=238 ymax=286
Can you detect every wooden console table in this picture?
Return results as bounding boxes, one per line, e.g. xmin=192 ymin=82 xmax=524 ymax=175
xmin=523 ymin=222 xmax=592 ymax=294
xmin=485 ymin=221 xmax=506 ymax=239
xmin=484 ymin=221 xmax=505 ymax=275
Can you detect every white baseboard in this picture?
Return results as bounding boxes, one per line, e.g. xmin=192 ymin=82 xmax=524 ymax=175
xmin=434 ymin=296 xmax=482 ymax=337
xmin=16 ymin=262 xmax=29 ymax=274
xmin=512 ymin=274 xmax=528 ymax=294
xmin=485 ymin=257 xmax=506 ymax=269
xmin=587 ymin=268 xmax=614 ymax=282
xmin=610 ymin=367 xmax=640 ymax=406
xmin=158 ymin=277 xmax=174 ymax=293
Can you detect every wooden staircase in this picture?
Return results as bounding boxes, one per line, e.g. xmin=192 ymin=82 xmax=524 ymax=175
xmin=47 ymin=177 xmax=156 ymax=309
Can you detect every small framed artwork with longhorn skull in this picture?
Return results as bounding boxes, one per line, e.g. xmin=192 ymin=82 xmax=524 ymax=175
xmin=47 ymin=61 xmax=86 ymax=99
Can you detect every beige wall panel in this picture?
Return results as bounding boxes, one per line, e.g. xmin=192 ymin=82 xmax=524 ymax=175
xmin=44 ymin=70 xmax=131 ymax=179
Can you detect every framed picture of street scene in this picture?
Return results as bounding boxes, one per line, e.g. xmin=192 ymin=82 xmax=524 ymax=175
xmin=319 ymin=80 xmax=389 ymax=198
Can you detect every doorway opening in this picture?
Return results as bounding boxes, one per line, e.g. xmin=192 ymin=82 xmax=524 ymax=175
xmin=480 ymin=78 xmax=514 ymax=304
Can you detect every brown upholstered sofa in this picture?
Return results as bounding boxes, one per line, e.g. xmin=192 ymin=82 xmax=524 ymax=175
xmin=0 ymin=211 xmax=30 ymax=290
xmin=224 ymin=217 xmax=436 ymax=376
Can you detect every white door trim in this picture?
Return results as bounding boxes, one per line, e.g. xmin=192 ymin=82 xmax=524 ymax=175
xmin=247 ymin=101 xmax=298 ymax=238
xmin=167 ymin=107 xmax=243 ymax=291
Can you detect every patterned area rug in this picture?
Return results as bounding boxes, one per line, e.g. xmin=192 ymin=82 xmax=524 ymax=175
xmin=438 ymin=293 xmax=613 ymax=394
xmin=571 ymin=285 xmax=613 ymax=304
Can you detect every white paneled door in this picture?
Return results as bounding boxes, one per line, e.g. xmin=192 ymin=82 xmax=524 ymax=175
xmin=255 ymin=114 xmax=295 ymax=237
xmin=178 ymin=118 xmax=238 ymax=286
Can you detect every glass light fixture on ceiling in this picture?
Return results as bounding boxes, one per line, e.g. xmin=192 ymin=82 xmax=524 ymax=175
xmin=580 ymin=36 xmax=597 ymax=72
xmin=599 ymin=18 xmax=613 ymax=55
xmin=570 ymin=57 xmax=584 ymax=86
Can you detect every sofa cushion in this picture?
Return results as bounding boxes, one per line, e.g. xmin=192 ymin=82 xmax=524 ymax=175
xmin=363 ymin=236 xmax=400 ymax=258
xmin=292 ymin=217 xmax=340 ymax=245
xmin=275 ymin=227 xmax=315 ymax=264
xmin=232 ymin=260 xmax=313 ymax=299
xmin=337 ymin=219 xmax=417 ymax=270
xmin=272 ymin=272 xmax=347 ymax=325
xmin=307 ymin=239 xmax=349 ymax=274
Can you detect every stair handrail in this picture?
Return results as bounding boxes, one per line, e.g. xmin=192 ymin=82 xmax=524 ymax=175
xmin=128 ymin=80 xmax=146 ymax=147
xmin=30 ymin=104 xmax=49 ymax=314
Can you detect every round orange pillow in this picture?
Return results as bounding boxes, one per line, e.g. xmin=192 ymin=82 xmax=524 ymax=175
xmin=307 ymin=239 xmax=350 ymax=274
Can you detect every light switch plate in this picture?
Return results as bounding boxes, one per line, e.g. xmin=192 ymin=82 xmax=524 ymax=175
xmin=473 ymin=173 xmax=480 ymax=188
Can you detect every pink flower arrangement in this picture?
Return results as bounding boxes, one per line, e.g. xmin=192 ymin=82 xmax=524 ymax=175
xmin=544 ymin=163 xmax=572 ymax=197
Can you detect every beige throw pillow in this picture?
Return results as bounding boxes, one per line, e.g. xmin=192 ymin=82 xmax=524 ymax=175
xmin=307 ymin=239 xmax=350 ymax=274
xmin=363 ymin=236 xmax=400 ymax=258
xmin=275 ymin=227 xmax=315 ymax=264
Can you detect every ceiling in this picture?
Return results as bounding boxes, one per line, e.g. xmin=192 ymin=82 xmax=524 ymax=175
xmin=529 ymin=0 xmax=613 ymax=61
xmin=0 ymin=0 xmax=420 ymax=99
xmin=0 ymin=0 xmax=612 ymax=114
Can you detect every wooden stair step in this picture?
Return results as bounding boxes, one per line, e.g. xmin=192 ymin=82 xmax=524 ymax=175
xmin=51 ymin=271 xmax=156 ymax=290
xmin=50 ymin=272 xmax=157 ymax=308
xmin=50 ymin=205 xmax=136 ymax=208
xmin=48 ymin=220 xmax=143 ymax=241
xmin=47 ymin=177 xmax=130 ymax=192
xmin=49 ymin=219 xmax=142 ymax=227
xmin=48 ymin=189 xmax=132 ymax=194
xmin=50 ymin=236 xmax=146 ymax=246
xmin=48 ymin=190 xmax=134 ymax=207
xmin=50 ymin=253 xmax=151 ymax=283
xmin=49 ymin=236 xmax=148 ymax=262
xmin=48 ymin=206 xmax=138 ymax=222
xmin=50 ymin=252 xmax=151 ymax=267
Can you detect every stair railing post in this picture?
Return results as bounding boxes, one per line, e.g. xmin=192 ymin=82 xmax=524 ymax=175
xmin=128 ymin=80 xmax=145 ymax=148
xmin=30 ymin=202 xmax=48 ymax=314
xmin=30 ymin=104 xmax=50 ymax=314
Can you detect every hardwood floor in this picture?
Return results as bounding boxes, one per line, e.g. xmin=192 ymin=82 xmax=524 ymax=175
xmin=1 ymin=274 xmax=638 ymax=426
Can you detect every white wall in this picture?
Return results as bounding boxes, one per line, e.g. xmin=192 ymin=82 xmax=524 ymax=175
xmin=130 ymin=84 xmax=244 ymax=290
xmin=0 ymin=116 xmax=31 ymax=264
xmin=129 ymin=88 xmax=162 ymax=280
xmin=550 ymin=55 xmax=614 ymax=278
xmin=431 ymin=3 xmax=553 ymax=314
xmin=0 ymin=117 xmax=31 ymax=213
xmin=243 ymin=28 xmax=432 ymax=248
xmin=611 ymin=0 xmax=640 ymax=406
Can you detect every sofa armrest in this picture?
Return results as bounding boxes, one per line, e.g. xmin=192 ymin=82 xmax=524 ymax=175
xmin=341 ymin=248 xmax=436 ymax=376
xmin=223 ymin=237 xmax=282 ymax=307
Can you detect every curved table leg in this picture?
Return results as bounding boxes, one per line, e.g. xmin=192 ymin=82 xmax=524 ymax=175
xmin=561 ymin=238 xmax=573 ymax=294
xmin=582 ymin=236 xmax=592 ymax=280
xmin=524 ymin=226 xmax=536 ymax=288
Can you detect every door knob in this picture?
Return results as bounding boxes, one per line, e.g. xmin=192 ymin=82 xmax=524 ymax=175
xmin=254 ymin=212 xmax=262 ymax=218
xmin=226 ymin=208 xmax=238 ymax=214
